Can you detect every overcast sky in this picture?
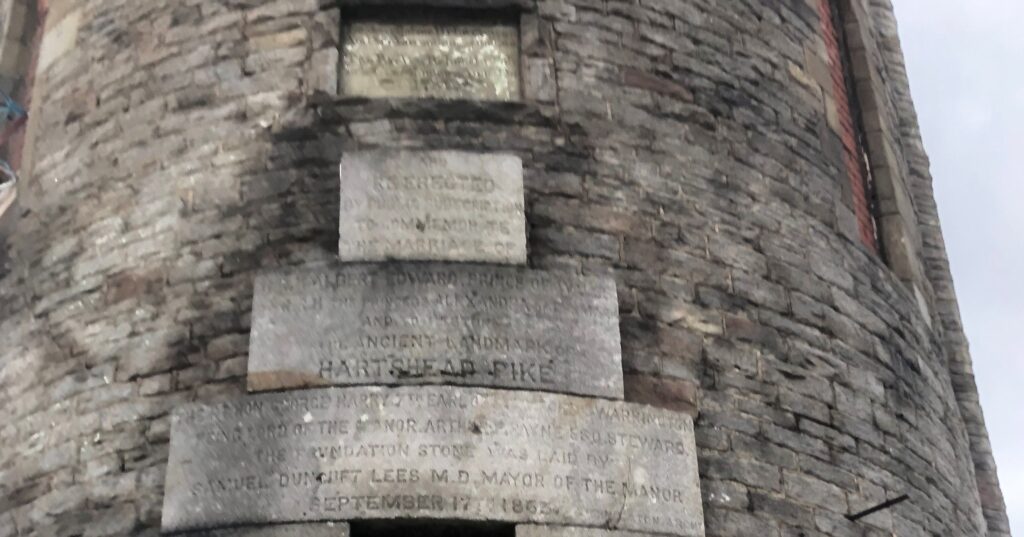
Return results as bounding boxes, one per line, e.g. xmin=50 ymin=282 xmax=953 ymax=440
xmin=892 ymin=0 xmax=1023 ymax=533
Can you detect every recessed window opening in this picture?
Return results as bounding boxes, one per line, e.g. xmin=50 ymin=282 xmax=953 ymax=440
xmin=828 ymin=0 xmax=887 ymax=262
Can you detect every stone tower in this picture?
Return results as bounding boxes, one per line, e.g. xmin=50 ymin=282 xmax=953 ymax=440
xmin=0 ymin=0 xmax=1012 ymax=536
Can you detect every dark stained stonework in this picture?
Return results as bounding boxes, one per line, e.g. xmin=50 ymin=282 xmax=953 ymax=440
xmin=0 ymin=0 xmax=1010 ymax=536
xmin=248 ymin=263 xmax=623 ymax=397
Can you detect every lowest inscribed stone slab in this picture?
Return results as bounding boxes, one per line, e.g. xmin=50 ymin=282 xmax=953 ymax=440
xmin=341 ymin=19 xmax=520 ymax=100
xmin=339 ymin=150 xmax=526 ymax=264
xmin=161 ymin=387 xmax=704 ymax=537
xmin=248 ymin=264 xmax=623 ymax=399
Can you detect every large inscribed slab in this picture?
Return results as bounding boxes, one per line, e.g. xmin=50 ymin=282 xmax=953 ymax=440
xmin=162 ymin=387 xmax=704 ymax=536
xmin=248 ymin=264 xmax=623 ymax=398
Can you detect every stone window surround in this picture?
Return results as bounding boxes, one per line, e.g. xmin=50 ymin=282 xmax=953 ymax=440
xmin=324 ymin=0 xmax=556 ymax=105
xmin=819 ymin=0 xmax=935 ymax=321
xmin=820 ymin=0 xmax=881 ymax=255
xmin=0 ymin=0 xmax=44 ymax=223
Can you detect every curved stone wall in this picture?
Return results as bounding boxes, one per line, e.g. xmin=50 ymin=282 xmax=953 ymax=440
xmin=0 ymin=0 xmax=1003 ymax=536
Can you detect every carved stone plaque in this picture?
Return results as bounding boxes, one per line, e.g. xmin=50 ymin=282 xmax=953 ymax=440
xmin=248 ymin=264 xmax=623 ymax=399
xmin=339 ymin=150 xmax=526 ymax=264
xmin=185 ymin=523 xmax=349 ymax=536
xmin=161 ymin=387 xmax=704 ymax=536
xmin=341 ymin=19 xmax=520 ymax=100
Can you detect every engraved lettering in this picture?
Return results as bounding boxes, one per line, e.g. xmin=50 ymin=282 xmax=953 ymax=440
xmin=250 ymin=264 xmax=622 ymax=397
xmin=163 ymin=387 xmax=703 ymax=535
xmin=337 ymin=151 xmax=526 ymax=264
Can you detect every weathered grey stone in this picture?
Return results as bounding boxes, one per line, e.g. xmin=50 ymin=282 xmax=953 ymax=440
xmin=341 ymin=18 xmax=519 ymax=100
xmin=248 ymin=263 xmax=623 ymax=398
xmin=186 ymin=523 xmax=350 ymax=536
xmin=161 ymin=387 xmax=703 ymax=536
xmin=517 ymin=525 xmax=657 ymax=537
xmin=10 ymin=1 xmax=1009 ymax=536
xmin=0 ymin=185 xmax=14 ymax=221
xmin=339 ymin=150 xmax=526 ymax=264
xmin=37 ymin=9 xmax=81 ymax=73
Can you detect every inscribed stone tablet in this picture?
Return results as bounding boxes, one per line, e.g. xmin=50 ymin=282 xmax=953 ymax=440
xmin=184 ymin=523 xmax=350 ymax=536
xmin=248 ymin=264 xmax=623 ymax=399
xmin=161 ymin=387 xmax=704 ymax=537
xmin=339 ymin=150 xmax=526 ymax=264
xmin=341 ymin=19 xmax=520 ymax=100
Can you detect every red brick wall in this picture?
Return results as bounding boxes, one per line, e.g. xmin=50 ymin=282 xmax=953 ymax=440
xmin=818 ymin=0 xmax=879 ymax=254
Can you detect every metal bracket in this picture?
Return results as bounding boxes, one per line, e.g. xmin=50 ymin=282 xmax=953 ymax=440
xmin=846 ymin=494 xmax=910 ymax=521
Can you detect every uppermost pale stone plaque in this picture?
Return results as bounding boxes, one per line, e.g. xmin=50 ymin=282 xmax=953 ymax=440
xmin=341 ymin=18 xmax=520 ymax=100
xmin=339 ymin=150 xmax=526 ymax=264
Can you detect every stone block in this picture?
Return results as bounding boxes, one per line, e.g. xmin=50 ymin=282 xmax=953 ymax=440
xmin=37 ymin=9 xmax=80 ymax=73
xmin=0 ymin=186 xmax=14 ymax=221
xmin=623 ymin=375 xmax=699 ymax=417
xmin=339 ymin=150 xmax=526 ymax=264
xmin=309 ymin=48 xmax=339 ymax=95
xmin=185 ymin=523 xmax=350 ymax=536
xmin=248 ymin=263 xmax=623 ymax=398
xmin=7 ymin=2 xmax=28 ymax=41
xmin=162 ymin=387 xmax=703 ymax=536
xmin=0 ymin=40 xmax=24 ymax=76
xmin=524 ymin=58 xmax=556 ymax=102
xmin=517 ymin=526 xmax=661 ymax=537
xmin=341 ymin=18 xmax=519 ymax=101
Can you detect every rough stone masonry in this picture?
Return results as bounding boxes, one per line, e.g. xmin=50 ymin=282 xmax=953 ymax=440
xmin=0 ymin=0 xmax=1012 ymax=536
